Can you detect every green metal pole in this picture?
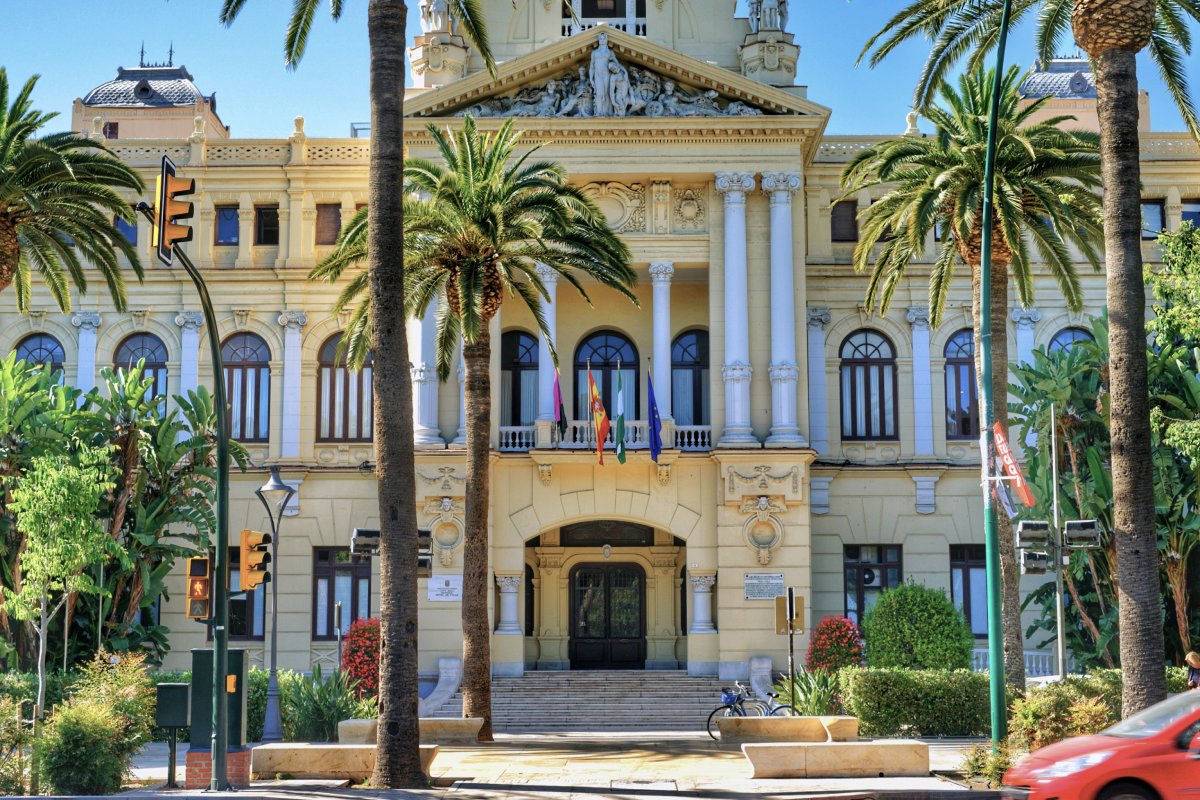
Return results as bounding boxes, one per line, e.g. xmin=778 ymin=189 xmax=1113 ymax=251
xmin=979 ymin=0 xmax=1014 ymax=747
xmin=136 ymin=203 xmax=230 ymax=788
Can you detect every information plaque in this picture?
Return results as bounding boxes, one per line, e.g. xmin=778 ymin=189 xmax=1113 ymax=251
xmin=743 ymin=572 xmax=785 ymax=600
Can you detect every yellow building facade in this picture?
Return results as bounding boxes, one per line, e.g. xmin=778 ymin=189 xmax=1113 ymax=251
xmin=6 ymin=0 xmax=1200 ymax=694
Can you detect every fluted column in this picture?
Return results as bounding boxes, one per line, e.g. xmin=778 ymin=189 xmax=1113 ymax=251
xmin=535 ymin=264 xmax=559 ymax=448
xmin=715 ymin=171 xmax=756 ymax=446
xmin=495 ymin=575 xmax=522 ymax=634
xmin=71 ymin=312 xmax=101 ymax=392
xmin=412 ymin=303 xmax=443 ymax=447
xmin=175 ymin=311 xmax=204 ymax=397
xmin=453 ymin=350 xmax=467 ymax=446
xmin=762 ymin=171 xmax=803 ymax=445
xmin=688 ymin=574 xmax=717 ymax=634
xmin=650 ymin=261 xmax=674 ymax=422
xmin=278 ymin=310 xmax=308 ymax=459
xmin=907 ymin=306 xmax=934 ymax=457
xmin=806 ymin=307 xmax=832 ymax=455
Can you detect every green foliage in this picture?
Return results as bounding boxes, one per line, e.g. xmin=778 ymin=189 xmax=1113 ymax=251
xmin=247 ymin=667 xmax=269 ymax=743
xmin=1009 ymin=677 xmax=1119 ymax=751
xmin=861 ymin=583 xmax=974 ymax=670
xmin=0 ymin=697 xmax=29 ymax=795
xmin=774 ymin=670 xmax=840 ymax=715
xmin=1147 ymin=221 xmax=1200 ymax=345
xmin=0 ymin=670 xmax=76 ymax=719
xmin=71 ymin=651 xmax=155 ymax=756
xmin=837 ymin=667 xmax=992 ymax=737
xmin=961 ymin=742 xmax=1013 ymax=789
xmin=35 ymin=700 xmax=129 ymax=795
xmin=279 ymin=666 xmax=376 ymax=743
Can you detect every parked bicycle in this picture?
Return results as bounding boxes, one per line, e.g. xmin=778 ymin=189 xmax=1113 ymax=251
xmin=706 ymin=680 xmax=797 ymax=739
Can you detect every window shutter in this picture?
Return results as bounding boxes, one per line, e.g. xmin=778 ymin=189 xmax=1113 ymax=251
xmin=831 ymin=201 xmax=858 ymax=242
xmin=316 ymin=204 xmax=342 ymax=246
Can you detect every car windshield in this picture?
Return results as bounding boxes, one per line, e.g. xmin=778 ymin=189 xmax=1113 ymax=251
xmin=1103 ymin=692 xmax=1200 ymax=739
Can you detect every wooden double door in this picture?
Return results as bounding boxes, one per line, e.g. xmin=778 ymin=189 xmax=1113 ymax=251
xmin=568 ymin=563 xmax=646 ymax=670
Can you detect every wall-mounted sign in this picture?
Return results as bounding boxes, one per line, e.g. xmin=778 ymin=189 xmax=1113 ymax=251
xmin=427 ymin=574 xmax=463 ymax=602
xmin=743 ymin=572 xmax=785 ymax=600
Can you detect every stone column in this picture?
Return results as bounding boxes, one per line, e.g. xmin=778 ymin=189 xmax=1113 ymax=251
xmin=495 ymin=575 xmax=522 ymax=634
xmin=762 ymin=172 xmax=804 ymax=446
xmin=175 ymin=311 xmax=204 ymax=397
xmin=275 ymin=206 xmax=291 ymax=270
xmin=277 ymin=311 xmax=307 ymax=459
xmin=806 ymin=307 xmax=832 ymax=455
xmin=1012 ymin=307 xmax=1041 ymax=367
xmin=453 ymin=351 xmax=467 ymax=446
xmin=535 ymin=264 xmax=558 ymax=448
xmin=412 ymin=303 xmax=443 ymax=448
xmin=71 ymin=312 xmax=101 ymax=392
xmin=715 ymin=171 xmax=756 ymax=446
xmin=235 ymin=202 xmax=253 ymax=269
xmin=650 ymin=261 xmax=674 ymax=422
xmin=688 ymin=574 xmax=717 ymax=634
xmin=907 ymin=307 xmax=934 ymax=457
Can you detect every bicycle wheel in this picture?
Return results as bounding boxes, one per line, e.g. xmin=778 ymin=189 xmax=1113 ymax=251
xmin=742 ymin=700 xmax=770 ymax=716
xmin=707 ymin=704 xmax=740 ymax=739
xmin=770 ymin=704 xmax=799 ymax=717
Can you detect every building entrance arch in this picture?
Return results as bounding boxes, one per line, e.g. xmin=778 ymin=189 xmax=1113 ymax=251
xmin=568 ymin=562 xmax=647 ymax=669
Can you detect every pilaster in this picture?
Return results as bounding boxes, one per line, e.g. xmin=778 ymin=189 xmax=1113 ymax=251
xmin=714 ymin=171 xmax=757 ymax=447
xmin=535 ymin=263 xmax=559 ymax=449
xmin=907 ymin=306 xmax=934 ymax=457
xmin=175 ymin=311 xmax=204 ymax=398
xmin=277 ymin=310 xmax=308 ymax=460
xmin=805 ymin=307 xmax=832 ymax=455
xmin=71 ymin=311 xmax=101 ymax=392
xmin=650 ymin=261 xmax=674 ymax=423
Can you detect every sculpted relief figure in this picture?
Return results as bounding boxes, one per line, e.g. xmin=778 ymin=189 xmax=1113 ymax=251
xmin=608 ymin=63 xmax=633 ymax=116
xmin=420 ymin=0 xmax=452 ymax=33
xmin=590 ymin=33 xmax=615 ymax=116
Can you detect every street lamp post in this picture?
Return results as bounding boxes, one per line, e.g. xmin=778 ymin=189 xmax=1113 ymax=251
xmin=255 ymin=466 xmax=295 ymax=744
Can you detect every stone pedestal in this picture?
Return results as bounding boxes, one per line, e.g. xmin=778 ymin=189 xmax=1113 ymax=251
xmin=739 ymin=31 xmax=800 ymax=87
xmin=185 ymin=748 xmax=251 ymax=789
xmin=409 ymin=34 xmax=469 ymax=88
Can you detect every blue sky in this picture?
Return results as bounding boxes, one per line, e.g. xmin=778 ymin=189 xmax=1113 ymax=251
xmin=2 ymin=1 xmax=1194 ymax=138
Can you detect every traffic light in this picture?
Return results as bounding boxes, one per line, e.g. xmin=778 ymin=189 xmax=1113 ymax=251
xmin=186 ymin=557 xmax=211 ymax=620
xmin=1020 ymin=549 xmax=1049 ymax=576
xmin=155 ymin=155 xmax=194 ymax=266
xmin=239 ymin=529 xmax=272 ymax=591
xmin=1016 ymin=520 xmax=1051 ymax=550
xmin=351 ymin=527 xmax=380 ymax=557
xmin=1064 ymin=519 xmax=1102 ymax=550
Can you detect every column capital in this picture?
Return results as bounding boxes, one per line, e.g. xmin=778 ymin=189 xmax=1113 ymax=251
xmin=535 ymin=262 xmax=558 ymax=286
xmin=412 ymin=364 xmax=438 ymax=383
xmin=906 ymin=306 xmax=930 ymax=330
xmin=689 ymin=574 xmax=716 ymax=589
xmin=760 ymin=171 xmax=802 ymax=196
xmin=175 ymin=310 xmax=204 ymax=332
xmin=71 ymin=311 xmax=102 ymax=332
xmin=1011 ymin=306 xmax=1042 ymax=330
xmin=722 ymin=361 xmax=752 ymax=382
xmin=806 ymin=306 xmax=832 ymax=330
xmin=496 ymin=575 xmax=522 ymax=592
xmin=277 ymin=309 xmax=309 ymax=330
xmin=714 ymin=171 xmax=756 ymax=198
xmin=768 ymin=362 xmax=799 ymax=382
xmin=649 ymin=261 xmax=675 ymax=283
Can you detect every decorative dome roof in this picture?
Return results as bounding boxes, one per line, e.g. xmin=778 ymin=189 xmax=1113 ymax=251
xmin=1019 ymin=57 xmax=1097 ymax=100
xmin=81 ymin=65 xmax=214 ymax=110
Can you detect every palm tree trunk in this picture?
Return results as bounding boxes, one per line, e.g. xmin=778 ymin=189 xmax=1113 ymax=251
xmin=367 ymin=0 xmax=424 ymax=787
xmin=0 ymin=218 xmax=18 ymax=296
xmin=461 ymin=329 xmax=494 ymax=742
xmin=1093 ymin=47 xmax=1167 ymax=717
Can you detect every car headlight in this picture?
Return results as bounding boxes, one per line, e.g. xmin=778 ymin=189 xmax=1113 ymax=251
xmin=1031 ymin=751 xmax=1114 ymax=778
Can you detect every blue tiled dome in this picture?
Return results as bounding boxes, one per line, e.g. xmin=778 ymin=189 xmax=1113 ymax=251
xmin=82 ymin=66 xmax=214 ymax=109
xmin=1019 ymin=58 xmax=1096 ymax=100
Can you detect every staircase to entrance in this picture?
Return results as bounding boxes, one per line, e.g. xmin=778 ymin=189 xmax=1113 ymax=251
xmin=429 ymin=670 xmax=724 ymax=732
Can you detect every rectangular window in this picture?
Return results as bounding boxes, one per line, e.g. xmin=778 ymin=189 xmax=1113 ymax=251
xmin=1141 ymin=200 xmax=1165 ymax=240
xmin=843 ymin=544 xmax=901 ymax=625
xmin=950 ymin=544 xmax=988 ymax=638
xmin=103 ymin=122 xmax=118 ymax=140
xmin=228 ymin=546 xmax=265 ymax=641
xmin=255 ymin=205 xmax=280 ymax=246
xmin=831 ymin=200 xmax=859 ymax=242
xmin=114 ymin=215 xmax=137 ymax=245
xmin=312 ymin=548 xmax=371 ymax=640
xmin=315 ymin=204 xmax=342 ymax=246
xmin=1183 ymin=200 xmax=1200 ymax=230
xmin=214 ymin=206 xmax=240 ymax=246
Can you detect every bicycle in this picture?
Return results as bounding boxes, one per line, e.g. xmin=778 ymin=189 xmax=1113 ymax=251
xmin=706 ymin=681 xmax=797 ymax=739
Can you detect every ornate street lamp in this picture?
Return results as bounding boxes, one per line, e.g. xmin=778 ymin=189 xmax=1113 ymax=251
xmin=255 ymin=466 xmax=295 ymax=743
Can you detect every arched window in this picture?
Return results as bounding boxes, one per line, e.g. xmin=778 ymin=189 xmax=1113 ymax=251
xmin=317 ymin=333 xmax=373 ymax=443
xmin=114 ymin=332 xmax=169 ymax=399
xmin=574 ymin=331 xmax=638 ymax=421
xmin=501 ymin=331 xmax=539 ymax=426
xmin=1049 ymin=327 xmax=1094 ymax=353
xmin=15 ymin=333 xmax=65 ymax=376
xmin=839 ymin=329 xmax=897 ymax=440
xmin=222 ymin=333 xmax=271 ymax=443
xmin=944 ymin=329 xmax=979 ymax=440
xmin=671 ymin=330 xmax=709 ymax=426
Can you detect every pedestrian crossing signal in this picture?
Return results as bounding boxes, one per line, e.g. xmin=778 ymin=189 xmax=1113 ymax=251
xmin=186 ymin=557 xmax=211 ymax=620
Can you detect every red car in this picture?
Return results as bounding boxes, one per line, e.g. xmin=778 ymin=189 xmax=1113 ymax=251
xmin=1003 ymin=690 xmax=1200 ymax=799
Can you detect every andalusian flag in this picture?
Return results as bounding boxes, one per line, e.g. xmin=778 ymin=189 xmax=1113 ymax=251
xmin=588 ymin=365 xmax=610 ymax=465
xmin=614 ymin=364 xmax=627 ymax=464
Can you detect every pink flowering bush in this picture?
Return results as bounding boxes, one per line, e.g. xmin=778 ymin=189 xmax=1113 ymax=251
xmin=806 ymin=616 xmax=864 ymax=672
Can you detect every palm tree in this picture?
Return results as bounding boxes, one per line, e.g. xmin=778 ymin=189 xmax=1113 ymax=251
xmin=858 ymin=0 xmax=1199 ymax=718
xmin=217 ymin=0 xmax=494 ymax=786
xmin=313 ymin=116 xmax=636 ymax=739
xmin=0 ymin=69 xmax=144 ymax=313
xmin=838 ymin=65 xmax=1104 ymax=689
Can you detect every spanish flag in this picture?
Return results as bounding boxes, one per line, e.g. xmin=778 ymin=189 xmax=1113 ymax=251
xmin=588 ymin=365 xmax=610 ymax=465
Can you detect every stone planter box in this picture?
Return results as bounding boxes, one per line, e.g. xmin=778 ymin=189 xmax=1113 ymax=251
xmin=715 ymin=715 xmax=859 ymax=743
xmin=337 ymin=717 xmax=485 ymax=744
xmin=742 ymin=740 xmax=930 ymax=779
xmin=250 ymin=743 xmax=439 ymax=782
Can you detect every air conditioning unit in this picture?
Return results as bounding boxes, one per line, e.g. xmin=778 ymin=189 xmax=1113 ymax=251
xmin=862 ymin=567 xmax=882 ymax=587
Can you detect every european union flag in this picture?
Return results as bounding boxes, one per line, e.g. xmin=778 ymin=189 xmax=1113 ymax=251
xmin=648 ymin=374 xmax=663 ymax=463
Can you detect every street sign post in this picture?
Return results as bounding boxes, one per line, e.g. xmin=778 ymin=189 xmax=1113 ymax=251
xmin=775 ymin=588 xmax=804 ymax=682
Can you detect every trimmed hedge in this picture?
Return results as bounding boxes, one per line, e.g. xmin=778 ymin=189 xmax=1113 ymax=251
xmin=861 ymin=583 xmax=974 ymax=670
xmin=838 ymin=667 xmax=991 ymax=737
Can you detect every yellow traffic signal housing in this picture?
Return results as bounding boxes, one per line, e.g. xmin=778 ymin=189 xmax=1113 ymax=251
xmin=185 ymin=557 xmax=211 ymax=620
xmin=239 ymin=529 xmax=272 ymax=591
xmin=155 ymin=155 xmax=194 ymax=266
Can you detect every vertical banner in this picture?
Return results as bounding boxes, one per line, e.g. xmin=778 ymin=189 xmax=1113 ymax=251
xmin=992 ymin=421 xmax=1035 ymax=507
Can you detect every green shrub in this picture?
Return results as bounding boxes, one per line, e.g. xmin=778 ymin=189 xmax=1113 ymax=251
xmin=36 ymin=700 xmax=128 ymax=795
xmin=0 ymin=670 xmax=77 ymax=718
xmin=806 ymin=616 xmax=864 ymax=673
xmin=774 ymin=670 xmax=840 ymax=715
xmin=861 ymin=583 xmax=974 ymax=670
xmin=961 ymin=742 xmax=1013 ymax=788
xmin=247 ymin=667 xmax=269 ymax=743
xmin=280 ymin=667 xmax=377 ymax=742
xmin=1008 ymin=675 xmax=1121 ymax=751
xmin=837 ymin=667 xmax=991 ymax=737
xmin=0 ymin=697 xmax=29 ymax=795
xmin=73 ymin=651 xmax=155 ymax=757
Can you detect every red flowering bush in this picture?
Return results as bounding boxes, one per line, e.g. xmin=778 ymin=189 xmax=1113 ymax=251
xmin=341 ymin=618 xmax=381 ymax=699
xmin=806 ymin=616 xmax=864 ymax=672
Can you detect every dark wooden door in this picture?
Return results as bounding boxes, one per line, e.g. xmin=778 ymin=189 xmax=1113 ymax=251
xmin=569 ymin=563 xmax=646 ymax=669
